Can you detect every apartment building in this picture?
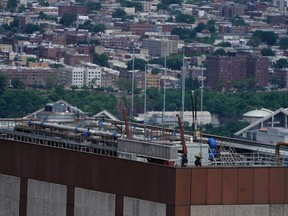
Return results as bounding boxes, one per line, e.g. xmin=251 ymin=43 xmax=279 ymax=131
xmin=205 ymin=55 xmax=269 ymax=90
xmin=58 ymin=5 xmax=87 ymax=17
xmin=142 ymin=38 xmax=178 ymax=57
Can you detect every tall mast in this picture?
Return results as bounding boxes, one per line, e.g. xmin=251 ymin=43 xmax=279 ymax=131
xmin=181 ymin=47 xmax=186 ymax=121
xmin=162 ymin=54 xmax=167 ymax=127
xmin=200 ymin=64 xmax=204 ymax=155
xmin=144 ymin=64 xmax=147 ymax=124
xmin=131 ymin=48 xmax=135 ymax=118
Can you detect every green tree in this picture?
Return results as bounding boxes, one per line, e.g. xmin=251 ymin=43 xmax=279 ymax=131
xmin=59 ymin=13 xmax=77 ymax=27
xmin=274 ymin=58 xmax=288 ymax=69
xmin=161 ymin=0 xmax=183 ymax=5
xmin=93 ymin=53 xmax=109 ymax=67
xmin=175 ymin=13 xmax=195 ymax=24
xmin=260 ymin=48 xmax=275 ymax=56
xmin=92 ymin=23 xmax=106 ymax=33
xmin=212 ymin=48 xmax=228 ymax=56
xmin=7 ymin=0 xmax=17 ymax=12
xmin=112 ymin=8 xmax=127 ymax=19
xmin=127 ymin=58 xmax=147 ymax=70
xmin=246 ymin=37 xmax=261 ymax=47
xmin=207 ymin=20 xmax=216 ymax=33
xmin=278 ymin=37 xmax=288 ymax=49
xmin=86 ymin=2 xmax=101 ymax=13
xmin=0 ymin=74 xmax=7 ymax=94
xmin=229 ymin=16 xmax=247 ymax=26
xmin=216 ymin=42 xmax=231 ymax=47
xmin=253 ymin=30 xmax=278 ymax=46
xmin=157 ymin=3 xmax=169 ymax=11
xmin=10 ymin=18 xmax=19 ymax=28
xmin=194 ymin=22 xmax=207 ymax=33
xmin=24 ymin=23 xmax=41 ymax=34
xmin=11 ymin=77 xmax=24 ymax=89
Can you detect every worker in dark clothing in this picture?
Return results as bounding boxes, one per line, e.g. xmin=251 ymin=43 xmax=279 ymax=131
xmin=181 ymin=155 xmax=188 ymax=167
xmin=194 ymin=154 xmax=202 ymax=167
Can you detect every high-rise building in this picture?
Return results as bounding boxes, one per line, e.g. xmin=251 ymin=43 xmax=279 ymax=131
xmin=206 ymin=55 xmax=269 ymax=90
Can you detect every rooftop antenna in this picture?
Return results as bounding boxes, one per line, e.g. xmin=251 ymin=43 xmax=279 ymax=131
xmin=130 ymin=48 xmax=135 ymax=118
xmin=181 ymin=47 xmax=186 ymax=121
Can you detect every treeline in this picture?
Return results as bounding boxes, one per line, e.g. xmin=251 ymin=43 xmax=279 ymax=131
xmin=1 ymin=85 xmax=288 ymax=120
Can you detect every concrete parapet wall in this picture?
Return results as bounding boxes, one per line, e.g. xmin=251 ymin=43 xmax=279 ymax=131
xmin=0 ymin=174 xmax=20 ymax=216
xmin=27 ymin=179 xmax=67 ymax=216
xmin=190 ymin=204 xmax=288 ymax=216
xmin=124 ymin=197 xmax=166 ymax=216
xmin=74 ymin=187 xmax=115 ymax=216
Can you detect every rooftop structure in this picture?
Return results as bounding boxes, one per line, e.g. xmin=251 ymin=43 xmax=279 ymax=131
xmin=0 ymin=102 xmax=287 ymax=216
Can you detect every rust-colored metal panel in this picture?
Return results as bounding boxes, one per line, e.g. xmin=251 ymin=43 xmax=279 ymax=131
xmin=20 ymin=144 xmax=43 ymax=179
xmin=238 ymin=168 xmax=253 ymax=204
xmin=166 ymin=205 xmax=190 ymax=216
xmin=285 ymin=168 xmax=288 ymax=204
xmin=66 ymin=151 xmax=92 ymax=188
xmin=174 ymin=168 xmax=191 ymax=206
xmin=269 ymin=167 xmax=285 ymax=204
xmin=0 ymin=140 xmax=21 ymax=176
xmin=66 ymin=186 xmax=75 ymax=206
xmin=66 ymin=205 xmax=74 ymax=216
xmin=207 ymin=168 xmax=223 ymax=205
xmin=90 ymin=155 xmax=100 ymax=190
xmin=115 ymin=195 xmax=123 ymax=216
xmin=253 ymin=168 xmax=269 ymax=204
xmin=19 ymin=178 xmax=27 ymax=216
xmin=190 ymin=168 xmax=207 ymax=205
xmin=19 ymin=195 xmax=27 ymax=216
xmin=222 ymin=168 xmax=238 ymax=204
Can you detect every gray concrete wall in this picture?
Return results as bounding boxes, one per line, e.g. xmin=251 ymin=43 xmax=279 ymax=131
xmin=190 ymin=204 xmax=288 ymax=216
xmin=74 ymin=187 xmax=115 ymax=216
xmin=123 ymin=197 xmax=166 ymax=216
xmin=0 ymin=174 xmax=20 ymax=216
xmin=27 ymin=179 xmax=67 ymax=216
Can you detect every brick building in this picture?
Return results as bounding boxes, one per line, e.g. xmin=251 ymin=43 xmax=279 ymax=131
xmin=129 ymin=22 xmax=152 ymax=35
xmin=64 ymin=53 xmax=92 ymax=66
xmin=205 ymin=55 xmax=269 ymax=90
xmin=0 ymin=67 xmax=60 ymax=87
xmin=58 ymin=5 xmax=87 ymax=17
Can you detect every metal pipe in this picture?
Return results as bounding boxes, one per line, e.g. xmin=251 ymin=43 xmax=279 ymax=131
xmin=28 ymin=121 xmax=121 ymax=138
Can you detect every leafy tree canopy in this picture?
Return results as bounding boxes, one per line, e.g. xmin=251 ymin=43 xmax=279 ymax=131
xmin=175 ymin=13 xmax=195 ymax=24
xmin=127 ymin=58 xmax=147 ymax=71
xmin=274 ymin=58 xmax=288 ymax=69
xmin=7 ymin=0 xmax=18 ymax=12
xmin=260 ymin=48 xmax=275 ymax=56
xmin=24 ymin=23 xmax=41 ymax=34
xmin=216 ymin=42 xmax=231 ymax=47
xmin=246 ymin=37 xmax=261 ymax=47
xmin=59 ymin=13 xmax=77 ymax=27
xmin=253 ymin=30 xmax=278 ymax=46
xmin=93 ymin=53 xmax=109 ymax=67
xmin=161 ymin=0 xmax=183 ymax=5
xmin=86 ymin=2 xmax=101 ymax=13
xmin=229 ymin=16 xmax=247 ymax=26
xmin=212 ymin=48 xmax=228 ymax=56
xmin=112 ymin=8 xmax=127 ymax=19
xmin=278 ymin=37 xmax=288 ymax=49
